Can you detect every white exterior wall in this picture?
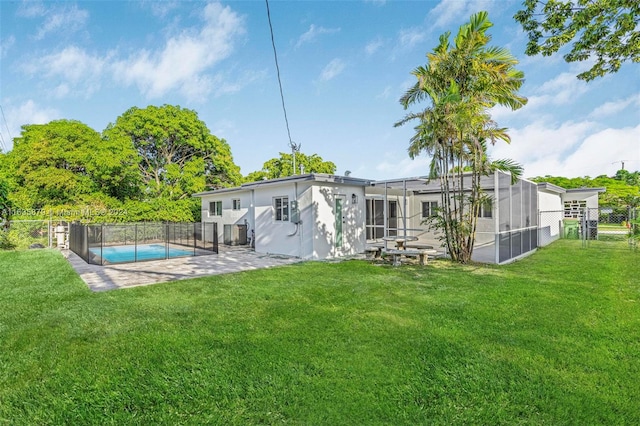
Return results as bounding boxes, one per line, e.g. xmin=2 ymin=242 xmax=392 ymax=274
xmin=562 ymin=191 xmax=599 ymax=209
xmin=252 ymin=182 xmax=302 ymax=257
xmin=406 ymin=194 xmax=443 ymax=248
xmin=310 ymin=184 xmax=366 ymax=259
xmin=200 ymin=191 xmax=253 ymax=243
xmin=199 ymin=179 xmax=367 ymax=260
xmin=537 ymin=190 xmax=563 ymax=246
xmin=538 ymin=191 xmax=562 ymax=212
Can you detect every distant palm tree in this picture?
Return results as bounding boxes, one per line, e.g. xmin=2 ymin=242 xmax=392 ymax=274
xmin=395 ymin=11 xmax=527 ymax=263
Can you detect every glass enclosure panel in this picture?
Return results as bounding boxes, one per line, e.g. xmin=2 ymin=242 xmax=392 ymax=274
xmin=512 ymin=231 xmax=522 ymax=258
xmin=530 ymin=181 xmax=539 ymax=227
xmin=522 ymin=227 xmax=531 ymax=252
xmin=512 ymin=180 xmax=522 ymax=229
xmin=499 ymin=233 xmax=511 ymax=263
xmin=498 ymin=172 xmax=511 ymax=232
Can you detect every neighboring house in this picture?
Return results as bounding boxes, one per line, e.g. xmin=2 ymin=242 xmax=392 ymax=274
xmin=537 ymin=183 xmax=606 ymax=245
xmin=193 ymin=174 xmax=371 ymax=260
xmin=194 ymin=172 xmax=603 ymax=264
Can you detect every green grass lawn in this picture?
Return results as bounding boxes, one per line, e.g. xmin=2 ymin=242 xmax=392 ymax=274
xmin=1 ymin=241 xmax=639 ymax=425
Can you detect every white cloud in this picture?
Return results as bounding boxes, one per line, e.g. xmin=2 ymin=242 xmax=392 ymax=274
xmin=376 ymin=86 xmax=392 ymax=99
xmin=16 ymin=1 xmax=47 ymax=18
xmin=295 ymin=24 xmax=340 ymax=49
xmin=17 ymin=2 xmax=89 ymax=40
xmin=1 ymin=100 xmax=61 ymax=151
xmin=490 ymin=72 xmax=591 ymax=123
xmin=21 ymin=46 xmax=107 ymax=98
xmin=210 ymin=69 xmax=268 ymax=99
xmin=35 ymin=5 xmax=89 ymax=40
xmin=146 ymin=0 xmax=181 ymax=18
xmin=0 ymin=35 xmax=15 ymax=58
xmin=319 ymin=58 xmax=346 ymax=82
xmin=397 ymin=27 xmax=427 ymax=50
xmin=536 ymin=72 xmax=590 ymax=105
xmin=365 ymin=37 xmax=384 ymax=56
xmin=427 ymin=0 xmax=495 ymax=30
xmin=563 ymin=125 xmax=640 ymax=176
xmin=488 ymin=120 xmax=640 ymax=178
xmin=375 ymin=154 xmax=432 ymax=179
xmin=588 ymin=94 xmax=640 ymax=119
xmin=112 ymin=2 xmax=245 ymax=100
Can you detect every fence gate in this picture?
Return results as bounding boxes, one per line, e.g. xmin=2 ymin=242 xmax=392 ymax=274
xmin=584 ymin=207 xmax=638 ymax=251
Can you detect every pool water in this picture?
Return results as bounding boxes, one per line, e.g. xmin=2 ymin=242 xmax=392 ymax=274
xmin=89 ymin=244 xmax=194 ymax=263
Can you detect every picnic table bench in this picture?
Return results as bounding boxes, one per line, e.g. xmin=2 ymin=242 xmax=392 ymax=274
xmin=364 ymin=246 xmax=382 ymax=259
xmin=383 ymin=248 xmax=437 ymax=266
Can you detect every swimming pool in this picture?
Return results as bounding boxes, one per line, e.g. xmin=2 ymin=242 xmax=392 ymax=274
xmin=69 ymin=222 xmax=218 ymax=265
xmin=89 ymin=244 xmax=195 ymax=264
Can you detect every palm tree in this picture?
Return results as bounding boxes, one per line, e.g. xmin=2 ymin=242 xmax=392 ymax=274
xmin=395 ymin=11 xmax=527 ymax=262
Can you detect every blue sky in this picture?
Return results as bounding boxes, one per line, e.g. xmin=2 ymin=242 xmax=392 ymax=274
xmin=1 ymin=0 xmax=639 ymax=181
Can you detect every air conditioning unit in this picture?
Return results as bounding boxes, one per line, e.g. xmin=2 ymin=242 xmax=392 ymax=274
xmin=223 ymin=224 xmax=248 ymax=245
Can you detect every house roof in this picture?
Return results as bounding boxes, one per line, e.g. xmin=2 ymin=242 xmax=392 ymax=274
xmin=537 ymin=182 xmax=566 ymax=194
xmin=193 ymin=173 xmax=373 ymax=197
xmin=372 ymin=170 xmax=531 ymax=194
xmin=537 ymin=183 xmax=607 ymax=195
xmin=566 ymin=187 xmax=606 ymax=194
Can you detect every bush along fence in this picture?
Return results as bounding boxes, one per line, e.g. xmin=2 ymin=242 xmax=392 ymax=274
xmin=0 ymin=220 xmax=61 ymax=250
xmin=69 ymin=222 xmax=218 ymax=265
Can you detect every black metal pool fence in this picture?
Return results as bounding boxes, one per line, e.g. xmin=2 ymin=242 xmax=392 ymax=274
xmin=69 ymin=222 xmax=218 ymax=265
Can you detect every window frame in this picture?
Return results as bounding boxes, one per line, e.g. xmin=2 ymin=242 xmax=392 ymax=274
xmin=273 ymin=196 xmax=289 ymax=222
xmin=480 ymin=199 xmax=493 ymax=218
xmin=232 ymin=199 xmax=241 ymax=211
xmin=421 ymin=201 xmax=438 ymax=218
xmin=209 ymin=201 xmax=222 ymax=216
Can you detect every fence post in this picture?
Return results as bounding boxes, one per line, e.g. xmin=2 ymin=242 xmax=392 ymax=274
xmin=48 ymin=217 xmax=52 ymax=248
xmin=135 ymin=223 xmax=138 ymax=263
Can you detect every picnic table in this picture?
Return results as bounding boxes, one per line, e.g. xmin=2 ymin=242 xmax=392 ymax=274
xmin=382 ymin=248 xmax=438 ymax=266
xmin=382 ymin=236 xmax=418 ymax=250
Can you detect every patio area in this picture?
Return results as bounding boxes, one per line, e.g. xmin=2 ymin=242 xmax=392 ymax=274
xmin=64 ymin=246 xmax=301 ymax=292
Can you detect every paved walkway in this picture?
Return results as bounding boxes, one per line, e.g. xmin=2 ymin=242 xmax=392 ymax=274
xmin=63 ymin=247 xmax=302 ymax=292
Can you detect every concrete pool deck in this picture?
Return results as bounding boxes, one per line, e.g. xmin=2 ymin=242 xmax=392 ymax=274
xmin=63 ymin=246 xmax=302 ymax=292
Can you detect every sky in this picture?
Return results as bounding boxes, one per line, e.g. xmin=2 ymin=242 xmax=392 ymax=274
xmin=1 ymin=0 xmax=639 ymax=182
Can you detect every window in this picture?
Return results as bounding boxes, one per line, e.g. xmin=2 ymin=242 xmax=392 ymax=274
xmin=421 ymin=201 xmax=438 ymax=218
xmin=480 ymin=199 xmax=492 ymax=218
xmin=232 ymin=199 xmax=241 ymax=210
xmin=274 ymin=197 xmax=289 ymax=221
xmin=209 ymin=201 xmax=222 ymax=216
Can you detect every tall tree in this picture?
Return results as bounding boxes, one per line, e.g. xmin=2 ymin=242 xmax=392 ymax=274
xmin=103 ymin=105 xmax=242 ymax=200
xmin=514 ymin=0 xmax=640 ymax=81
xmin=244 ymin=152 xmax=336 ymax=183
xmin=532 ymin=171 xmax=640 ymax=208
xmin=396 ymin=12 xmax=527 ymax=263
xmin=6 ymin=120 xmax=136 ymax=208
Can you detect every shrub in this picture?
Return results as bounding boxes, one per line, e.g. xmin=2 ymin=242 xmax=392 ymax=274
xmin=0 ymin=229 xmax=16 ymax=250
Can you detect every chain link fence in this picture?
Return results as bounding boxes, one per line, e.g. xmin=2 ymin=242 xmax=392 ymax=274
xmin=539 ymin=207 xmax=638 ymax=251
xmin=0 ymin=220 xmax=63 ymax=250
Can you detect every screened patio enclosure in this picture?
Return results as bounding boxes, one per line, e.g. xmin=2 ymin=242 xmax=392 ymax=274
xmin=365 ymin=170 xmax=539 ymax=264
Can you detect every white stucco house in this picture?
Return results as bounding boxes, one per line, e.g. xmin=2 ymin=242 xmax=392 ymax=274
xmin=194 ymin=172 xmax=603 ymax=264
xmin=537 ymin=183 xmax=606 ymax=244
xmin=193 ymin=174 xmax=371 ymax=260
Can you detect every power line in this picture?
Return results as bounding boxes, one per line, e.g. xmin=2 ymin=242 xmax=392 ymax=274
xmin=0 ymin=105 xmax=11 ymax=152
xmin=265 ymin=0 xmax=301 ymax=173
